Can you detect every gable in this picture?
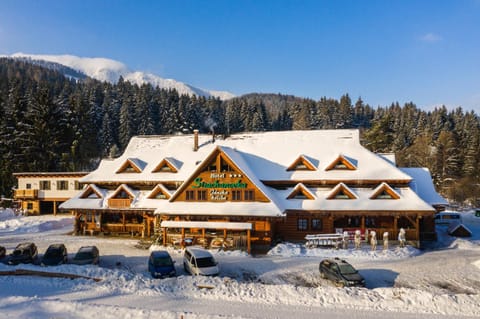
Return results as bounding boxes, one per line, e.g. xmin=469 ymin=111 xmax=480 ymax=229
xmin=111 ymin=184 xmax=135 ymax=199
xmin=327 ymin=183 xmax=357 ymax=200
xmin=170 ymin=147 xmax=270 ymax=203
xmin=287 ymin=183 xmax=315 ymax=200
xmin=370 ymin=183 xmax=400 ymax=200
xmin=148 ymin=184 xmax=171 ymax=200
xmin=116 ymin=158 xmax=144 ymax=174
xmin=286 ymin=155 xmax=316 ymax=171
xmin=325 ymin=154 xmax=357 ymax=171
xmin=152 ymin=158 xmax=178 ymax=173
xmin=79 ymin=184 xmax=103 ymax=199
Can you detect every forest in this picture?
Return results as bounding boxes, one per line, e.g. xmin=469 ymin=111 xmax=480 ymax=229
xmin=0 ymin=58 xmax=479 ymax=206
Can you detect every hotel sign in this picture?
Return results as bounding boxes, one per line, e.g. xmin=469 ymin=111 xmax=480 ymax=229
xmin=190 ymin=173 xmax=248 ymax=201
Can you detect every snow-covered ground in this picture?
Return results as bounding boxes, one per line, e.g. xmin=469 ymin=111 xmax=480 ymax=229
xmin=0 ymin=209 xmax=479 ymax=319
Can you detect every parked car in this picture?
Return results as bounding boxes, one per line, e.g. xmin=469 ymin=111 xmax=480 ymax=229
xmin=8 ymin=242 xmax=38 ymax=265
xmin=148 ymin=250 xmax=176 ymax=278
xmin=434 ymin=211 xmax=462 ymax=225
xmin=41 ymin=244 xmax=68 ymax=266
xmin=183 ymin=247 xmax=219 ymax=276
xmin=72 ymin=246 xmax=99 ymax=265
xmin=319 ymin=258 xmax=365 ymax=287
xmin=0 ymin=246 xmax=6 ymax=259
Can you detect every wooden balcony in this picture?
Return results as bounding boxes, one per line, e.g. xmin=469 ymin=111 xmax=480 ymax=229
xmin=14 ymin=189 xmax=38 ymax=199
xmin=107 ymin=198 xmax=132 ymax=208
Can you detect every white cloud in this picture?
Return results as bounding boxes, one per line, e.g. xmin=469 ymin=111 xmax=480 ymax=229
xmin=420 ymin=32 xmax=443 ymax=43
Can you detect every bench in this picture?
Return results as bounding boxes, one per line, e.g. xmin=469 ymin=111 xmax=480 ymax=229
xmin=305 ymin=233 xmax=345 ymax=249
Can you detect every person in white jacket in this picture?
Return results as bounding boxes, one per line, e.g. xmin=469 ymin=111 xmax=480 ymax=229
xmin=354 ymin=230 xmax=362 ymax=249
xmin=398 ymin=228 xmax=406 ymax=248
xmin=370 ymin=231 xmax=377 ymax=251
xmin=383 ymin=232 xmax=389 ymax=250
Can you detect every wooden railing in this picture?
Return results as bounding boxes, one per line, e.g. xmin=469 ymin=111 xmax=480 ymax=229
xmin=14 ymin=189 xmax=38 ymax=199
xmin=107 ymin=198 xmax=132 ymax=208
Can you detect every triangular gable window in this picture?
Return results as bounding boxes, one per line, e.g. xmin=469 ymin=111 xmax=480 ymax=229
xmin=152 ymin=159 xmax=178 ymax=173
xmin=286 ymin=155 xmax=316 ymax=171
xmin=111 ymin=185 xmax=134 ymax=199
xmin=287 ymin=184 xmax=315 ymax=200
xmin=327 ymin=183 xmax=357 ymax=200
xmin=325 ymin=155 xmax=357 ymax=171
xmin=370 ymin=183 xmax=400 ymax=200
xmin=116 ymin=159 xmax=143 ymax=174
xmin=79 ymin=185 xmax=102 ymax=199
xmin=148 ymin=184 xmax=171 ymax=200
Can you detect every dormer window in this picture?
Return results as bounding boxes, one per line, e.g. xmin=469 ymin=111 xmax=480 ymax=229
xmin=327 ymin=183 xmax=357 ymax=200
xmin=286 ymin=155 xmax=316 ymax=171
xmin=152 ymin=158 xmax=179 ymax=173
xmin=116 ymin=158 xmax=144 ymax=174
xmin=370 ymin=183 xmax=400 ymax=200
xmin=287 ymin=183 xmax=315 ymax=200
xmin=325 ymin=155 xmax=357 ymax=171
xmin=147 ymin=184 xmax=171 ymax=200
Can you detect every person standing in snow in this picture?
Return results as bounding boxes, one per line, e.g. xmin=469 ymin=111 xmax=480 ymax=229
xmin=398 ymin=228 xmax=406 ymax=248
xmin=354 ymin=230 xmax=361 ymax=249
xmin=383 ymin=232 xmax=389 ymax=251
xmin=370 ymin=231 xmax=377 ymax=251
xmin=342 ymin=231 xmax=349 ymax=249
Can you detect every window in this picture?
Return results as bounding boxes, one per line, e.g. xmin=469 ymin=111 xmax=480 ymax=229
xmin=115 ymin=190 xmax=130 ymax=199
xmin=57 ymin=180 xmax=68 ymax=190
xmin=26 ymin=183 xmax=32 ymax=189
xmin=334 ymin=191 xmax=351 ymax=199
xmin=197 ymin=190 xmax=207 ymax=201
xmin=311 ymin=219 xmax=322 ymax=230
xmin=220 ymin=158 xmax=233 ymax=172
xmin=74 ymin=181 xmax=82 ymax=190
xmin=297 ymin=218 xmax=308 ymax=231
xmin=244 ymin=190 xmax=254 ymax=201
xmin=186 ymin=190 xmax=195 ymax=201
xmin=39 ymin=181 xmax=51 ymax=190
xmin=27 ymin=203 xmax=33 ymax=210
xmin=232 ymin=190 xmax=242 ymax=201
xmin=154 ymin=193 xmax=168 ymax=199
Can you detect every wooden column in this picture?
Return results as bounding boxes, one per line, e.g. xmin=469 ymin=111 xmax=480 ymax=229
xmin=53 ymin=201 xmax=57 ymax=215
xmin=416 ymin=216 xmax=421 ymax=247
xmin=163 ymin=227 xmax=167 ymax=246
xmin=394 ymin=216 xmax=398 ymax=239
xmin=247 ymin=229 xmax=251 ymax=254
xmin=181 ymin=228 xmax=185 ymax=248
xmin=122 ymin=213 xmax=126 ymax=232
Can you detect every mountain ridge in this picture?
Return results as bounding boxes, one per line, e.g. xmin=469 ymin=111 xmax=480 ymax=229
xmin=6 ymin=53 xmax=235 ymax=100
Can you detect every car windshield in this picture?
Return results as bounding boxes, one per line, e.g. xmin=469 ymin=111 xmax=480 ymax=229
xmin=196 ymin=257 xmax=216 ymax=268
xmin=153 ymin=257 xmax=172 ymax=267
xmin=46 ymin=249 xmax=62 ymax=258
xmin=75 ymin=252 xmax=93 ymax=260
xmin=338 ymin=264 xmax=357 ymax=275
xmin=12 ymin=249 xmax=26 ymax=256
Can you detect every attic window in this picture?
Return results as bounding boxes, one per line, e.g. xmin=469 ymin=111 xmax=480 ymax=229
xmin=152 ymin=159 xmax=178 ymax=173
xmin=148 ymin=185 xmax=171 ymax=200
xmin=116 ymin=159 xmax=142 ymax=174
xmin=327 ymin=183 xmax=357 ymax=200
xmin=370 ymin=183 xmax=400 ymax=200
xmin=287 ymin=184 xmax=315 ymax=200
xmin=325 ymin=155 xmax=356 ymax=171
xmin=114 ymin=190 xmax=130 ymax=199
xmin=287 ymin=155 xmax=316 ymax=171
xmin=79 ymin=185 xmax=102 ymax=199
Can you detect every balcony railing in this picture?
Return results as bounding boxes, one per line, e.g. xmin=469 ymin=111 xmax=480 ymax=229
xmin=107 ymin=198 xmax=132 ymax=208
xmin=14 ymin=189 xmax=38 ymax=199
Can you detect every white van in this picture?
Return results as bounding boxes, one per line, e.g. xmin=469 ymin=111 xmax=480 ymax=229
xmin=434 ymin=211 xmax=462 ymax=225
xmin=183 ymin=247 xmax=219 ymax=276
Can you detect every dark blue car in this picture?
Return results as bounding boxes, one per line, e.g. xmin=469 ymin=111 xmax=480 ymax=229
xmin=148 ymin=250 xmax=176 ymax=278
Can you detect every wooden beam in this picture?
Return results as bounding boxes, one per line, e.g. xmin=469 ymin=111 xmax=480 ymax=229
xmin=247 ymin=229 xmax=251 ymax=254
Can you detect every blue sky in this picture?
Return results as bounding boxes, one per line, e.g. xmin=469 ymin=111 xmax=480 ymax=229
xmin=1 ymin=0 xmax=480 ymax=112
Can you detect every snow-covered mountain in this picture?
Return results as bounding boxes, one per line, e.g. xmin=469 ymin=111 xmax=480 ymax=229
xmin=7 ymin=53 xmax=235 ymax=100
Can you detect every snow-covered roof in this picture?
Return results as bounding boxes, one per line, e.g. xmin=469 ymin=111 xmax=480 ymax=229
xmin=81 ymin=130 xmax=413 ymax=184
xmin=400 ymin=167 xmax=448 ymax=207
xmin=61 ymin=130 xmax=440 ymax=216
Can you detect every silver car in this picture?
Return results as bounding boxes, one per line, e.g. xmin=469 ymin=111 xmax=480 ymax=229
xmin=72 ymin=246 xmax=99 ymax=265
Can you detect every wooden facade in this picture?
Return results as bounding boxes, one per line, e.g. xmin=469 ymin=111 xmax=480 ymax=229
xmin=59 ymin=130 xmax=444 ymax=252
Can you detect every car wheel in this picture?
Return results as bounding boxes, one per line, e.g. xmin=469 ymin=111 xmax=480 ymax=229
xmin=337 ymin=281 xmax=345 ymax=288
xmin=320 ymin=271 xmax=326 ymax=279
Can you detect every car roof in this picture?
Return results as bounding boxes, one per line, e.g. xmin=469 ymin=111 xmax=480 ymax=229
xmin=16 ymin=242 xmax=35 ymax=249
xmin=151 ymin=250 xmax=170 ymax=258
xmin=186 ymin=247 xmax=213 ymax=258
xmin=78 ymin=246 xmax=98 ymax=252
xmin=323 ymin=258 xmax=350 ymax=265
xmin=47 ymin=244 xmax=65 ymax=249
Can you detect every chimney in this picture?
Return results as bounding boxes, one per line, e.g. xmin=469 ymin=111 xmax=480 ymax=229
xmin=193 ymin=129 xmax=199 ymax=151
